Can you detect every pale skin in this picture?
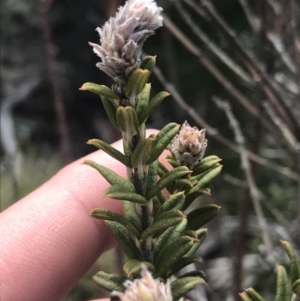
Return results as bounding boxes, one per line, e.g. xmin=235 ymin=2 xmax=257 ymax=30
xmin=0 ymin=130 xmax=158 ymax=301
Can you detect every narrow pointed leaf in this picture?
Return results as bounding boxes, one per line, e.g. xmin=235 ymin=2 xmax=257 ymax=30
xmin=166 ymin=257 xmax=202 ymax=278
xmin=146 ymin=166 xmax=190 ymax=199
xmin=79 ymin=83 xmax=119 ymax=100
xmin=157 ymin=190 xmax=167 ymax=204
xmin=185 ymin=229 xmax=207 ymax=257
xmin=244 ymin=288 xmax=266 ymax=301
xmin=186 ymin=205 xmax=221 ymax=231
xmin=91 ymin=208 xmax=140 ymax=237
xmin=158 ymin=161 xmax=169 ymax=178
xmin=123 ymin=259 xmax=155 ymax=277
xmin=125 ymin=69 xmax=150 ymax=97
xmin=240 ymin=292 xmax=254 ymax=301
xmin=155 ymin=192 xmax=185 ymax=217
xmin=177 ymin=270 xmax=206 ymax=278
xmin=154 ymin=218 xmax=187 ymax=260
xmin=87 ymin=139 xmax=131 ymax=167
xmin=155 ymin=235 xmax=197 ymax=278
xmin=275 ymin=265 xmax=290 ymax=301
xmin=171 ymin=276 xmax=206 ymax=301
xmin=147 ymin=123 xmax=180 ymax=164
xmin=101 ymin=97 xmax=119 ymax=129
xmin=192 ymin=155 xmax=222 ymax=175
xmin=292 ymin=279 xmax=300 ymax=297
xmin=80 ymin=83 xmax=119 ymax=128
xmin=145 ymin=160 xmax=159 ymax=195
xmin=165 ymin=154 xmax=180 ymax=168
xmin=105 ymin=185 xmax=147 ymax=204
xmin=183 ymin=188 xmax=211 ymax=211
xmin=193 ymin=164 xmax=222 ymax=182
xmin=123 ymin=201 xmax=140 ymax=230
xmin=140 ymin=209 xmax=185 ymax=239
xmin=136 ymin=83 xmax=151 ymax=117
xmin=131 ymin=136 xmax=156 ymax=167
xmin=281 ymin=240 xmax=300 ymax=283
xmin=106 ymin=221 xmax=141 ymax=260
xmin=93 ymin=271 xmax=126 ymax=292
xmin=84 ymin=160 xmax=135 ymax=191
xmin=138 ymin=91 xmax=171 ymax=124
xmin=188 ymin=165 xmax=222 ymax=196
xmin=116 ymin=106 xmax=139 ymax=136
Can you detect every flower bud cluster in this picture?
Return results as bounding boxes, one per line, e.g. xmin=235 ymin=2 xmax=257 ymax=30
xmin=111 ymin=265 xmax=172 ymax=301
xmin=89 ymin=0 xmax=163 ymax=86
xmin=171 ymin=121 xmax=208 ymax=169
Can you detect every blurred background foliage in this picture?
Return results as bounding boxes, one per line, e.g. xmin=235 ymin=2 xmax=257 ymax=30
xmin=1 ymin=0 xmax=299 ymax=300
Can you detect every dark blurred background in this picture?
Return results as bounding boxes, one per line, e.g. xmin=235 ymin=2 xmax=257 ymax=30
xmin=1 ymin=0 xmax=299 ymax=300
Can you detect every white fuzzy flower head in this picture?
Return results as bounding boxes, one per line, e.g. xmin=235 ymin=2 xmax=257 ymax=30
xmin=89 ymin=0 xmax=163 ymax=86
xmin=110 ymin=265 xmax=172 ymax=301
xmin=171 ymin=121 xmax=208 ymax=169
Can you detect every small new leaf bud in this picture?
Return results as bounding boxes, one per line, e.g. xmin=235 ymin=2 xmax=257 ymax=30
xmin=171 ymin=121 xmax=208 ymax=169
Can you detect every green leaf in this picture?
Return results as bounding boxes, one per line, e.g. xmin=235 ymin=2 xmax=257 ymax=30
xmin=92 ymin=271 xmax=127 ymax=292
xmin=84 ymin=160 xmax=135 ymax=191
xmin=154 ymin=218 xmax=187 ymax=261
xmin=106 ymin=221 xmax=141 ymax=260
xmin=105 ymin=185 xmax=147 ymax=204
xmin=155 ymin=192 xmax=185 ymax=217
xmin=275 ymin=265 xmax=290 ymax=301
xmin=147 ymin=123 xmax=180 ymax=164
xmin=165 ymin=154 xmax=180 ymax=168
xmin=154 ymin=235 xmax=197 ymax=278
xmin=239 ymin=292 xmax=254 ymax=301
xmin=166 ymin=257 xmax=202 ymax=278
xmin=87 ymin=139 xmax=131 ymax=167
xmin=281 ymin=240 xmax=300 ymax=283
xmin=192 ymin=155 xmax=222 ymax=175
xmin=140 ymin=209 xmax=185 ymax=239
xmin=116 ymin=106 xmax=139 ymax=137
xmin=91 ymin=208 xmax=140 ymax=237
xmin=185 ymin=229 xmax=207 ymax=257
xmin=80 ymin=84 xmax=119 ymax=128
xmin=177 ymin=270 xmax=206 ymax=278
xmin=188 ymin=165 xmax=222 ymax=196
xmin=136 ymin=83 xmax=151 ymax=118
xmin=157 ymin=191 xmax=167 ymax=204
xmin=79 ymin=83 xmax=119 ymax=100
xmin=146 ymin=166 xmax=191 ymax=199
xmin=131 ymin=136 xmax=156 ymax=167
xmin=186 ymin=205 xmax=221 ymax=231
xmin=183 ymin=188 xmax=211 ymax=211
xmin=100 ymin=97 xmax=119 ymax=129
xmin=125 ymin=69 xmax=150 ymax=97
xmin=244 ymin=288 xmax=266 ymax=301
xmin=292 ymin=279 xmax=300 ymax=298
xmin=145 ymin=160 xmax=158 ymax=195
xmin=123 ymin=201 xmax=141 ymax=230
xmin=138 ymin=91 xmax=171 ymax=124
xmin=171 ymin=276 xmax=205 ymax=300
xmin=158 ymin=161 xmax=169 ymax=178
xmin=193 ymin=164 xmax=222 ymax=184
xmin=140 ymin=55 xmax=156 ymax=74
xmin=123 ymin=259 xmax=155 ymax=277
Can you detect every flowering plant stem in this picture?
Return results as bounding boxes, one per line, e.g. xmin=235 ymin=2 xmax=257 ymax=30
xmin=79 ymin=1 xmax=300 ymax=301
xmin=80 ymin=0 xmax=222 ymax=300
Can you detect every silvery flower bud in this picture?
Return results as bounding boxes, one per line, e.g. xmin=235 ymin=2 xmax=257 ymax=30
xmin=89 ymin=0 xmax=163 ymax=86
xmin=111 ymin=265 xmax=172 ymax=301
xmin=171 ymin=121 xmax=208 ymax=169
